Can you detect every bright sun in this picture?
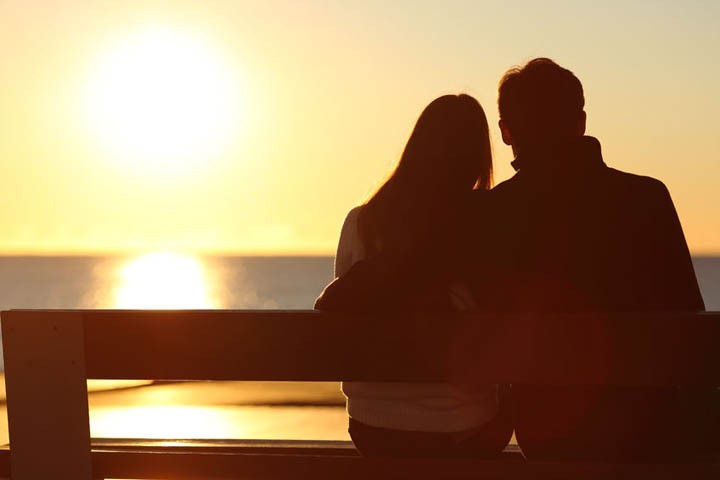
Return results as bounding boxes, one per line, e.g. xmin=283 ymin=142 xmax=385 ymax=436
xmin=84 ymin=27 xmax=242 ymax=172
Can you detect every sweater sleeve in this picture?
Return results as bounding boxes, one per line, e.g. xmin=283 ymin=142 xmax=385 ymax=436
xmin=334 ymin=206 xmax=364 ymax=278
xmin=648 ymin=182 xmax=705 ymax=310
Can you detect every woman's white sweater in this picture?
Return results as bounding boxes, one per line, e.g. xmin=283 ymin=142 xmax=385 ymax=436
xmin=335 ymin=206 xmax=499 ymax=433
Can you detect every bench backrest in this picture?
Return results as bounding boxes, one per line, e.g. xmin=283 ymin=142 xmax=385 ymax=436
xmin=4 ymin=310 xmax=719 ymax=384
xmin=2 ymin=309 xmax=719 ymax=479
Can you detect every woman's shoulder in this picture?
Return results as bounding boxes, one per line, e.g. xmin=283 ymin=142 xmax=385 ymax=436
xmin=339 ymin=205 xmax=365 ymax=239
xmin=335 ymin=205 xmax=367 ymax=277
xmin=340 ymin=205 xmax=364 ymax=233
xmin=345 ymin=205 xmax=364 ymax=221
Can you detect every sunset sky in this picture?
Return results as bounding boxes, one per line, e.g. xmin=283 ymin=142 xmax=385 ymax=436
xmin=1 ymin=0 xmax=718 ymax=255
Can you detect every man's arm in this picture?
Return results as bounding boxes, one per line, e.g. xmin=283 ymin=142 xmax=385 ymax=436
xmin=315 ymin=253 xmax=425 ymax=313
xmin=646 ymin=181 xmax=705 ymax=311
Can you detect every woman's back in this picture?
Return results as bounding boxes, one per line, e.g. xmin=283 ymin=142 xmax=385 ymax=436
xmin=335 ymin=205 xmax=499 ymax=433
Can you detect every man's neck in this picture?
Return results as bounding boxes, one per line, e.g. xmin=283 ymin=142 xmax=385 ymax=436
xmin=510 ymin=136 xmax=604 ymax=173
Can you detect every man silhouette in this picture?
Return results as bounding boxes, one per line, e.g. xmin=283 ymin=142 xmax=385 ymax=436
xmin=476 ymin=57 xmax=711 ymax=461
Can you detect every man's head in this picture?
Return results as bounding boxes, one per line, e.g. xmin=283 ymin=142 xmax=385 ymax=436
xmin=498 ymin=58 xmax=586 ymax=153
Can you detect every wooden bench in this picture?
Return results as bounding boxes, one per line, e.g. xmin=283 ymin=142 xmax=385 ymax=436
xmin=0 ymin=309 xmax=718 ymax=479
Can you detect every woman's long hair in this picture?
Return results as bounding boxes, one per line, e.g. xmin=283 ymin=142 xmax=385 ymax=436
xmin=358 ymin=94 xmax=493 ymax=257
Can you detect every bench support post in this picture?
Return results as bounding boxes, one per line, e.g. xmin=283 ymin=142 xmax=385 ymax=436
xmin=2 ymin=311 xmax=92 ymax=479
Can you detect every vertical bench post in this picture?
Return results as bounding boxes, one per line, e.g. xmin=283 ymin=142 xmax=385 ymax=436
xmin=1 ymin=311 xmax=92 ymax=479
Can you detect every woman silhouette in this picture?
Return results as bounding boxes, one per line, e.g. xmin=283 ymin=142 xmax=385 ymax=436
xmin=332 ymin=95 xmax=512 ymax=457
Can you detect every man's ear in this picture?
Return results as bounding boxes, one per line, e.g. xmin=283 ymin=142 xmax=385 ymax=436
xmin=576 ymin=111 xmax=587 ymax=136
xmin=499 ymin=120 xmax=512 ymax=145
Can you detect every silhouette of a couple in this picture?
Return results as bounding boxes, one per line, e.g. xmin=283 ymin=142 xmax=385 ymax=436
xmin=315 ymin=58 xmax=716 ymax=461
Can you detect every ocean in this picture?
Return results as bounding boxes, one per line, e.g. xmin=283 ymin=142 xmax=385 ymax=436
xmin=1 ymin=254 xmax=718 ymax=311
xmin=0 ymin=255 xmax=335 ymax=312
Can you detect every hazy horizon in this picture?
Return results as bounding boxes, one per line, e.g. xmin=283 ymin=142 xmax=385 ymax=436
xmin=1 ymin=252 xmax=719 ymax=258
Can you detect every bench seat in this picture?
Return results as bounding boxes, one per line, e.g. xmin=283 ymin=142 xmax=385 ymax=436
xmin=0 ymin=439 xmax=717 ymax=479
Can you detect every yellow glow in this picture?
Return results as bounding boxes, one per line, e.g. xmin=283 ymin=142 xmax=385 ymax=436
xmin=113 ymin=252 xmax=217 ymax=308
xmin=83 ymin=26 xmax=242 ymax=173
xmin=88 ymin=404 xmax=351 ymax=440
xmin=91 ymin=406 xmax=240 ymax=439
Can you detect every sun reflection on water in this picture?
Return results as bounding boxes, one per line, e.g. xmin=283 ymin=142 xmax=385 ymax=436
xmin=113 ymin=251 xmax=218 ymax=309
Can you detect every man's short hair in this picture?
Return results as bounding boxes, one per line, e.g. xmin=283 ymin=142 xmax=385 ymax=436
xmin=498 ymin=58 xmax=584 ymax=141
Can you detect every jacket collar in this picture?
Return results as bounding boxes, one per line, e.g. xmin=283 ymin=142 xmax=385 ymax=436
xmin=511 ymin=136 xmax=606 ymax=173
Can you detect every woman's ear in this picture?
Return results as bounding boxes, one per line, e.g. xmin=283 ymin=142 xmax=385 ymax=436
xmin=499 ymin=120 xmax=512 ymax=146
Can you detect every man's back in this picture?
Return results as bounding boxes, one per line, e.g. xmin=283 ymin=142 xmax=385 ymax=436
xmin=476 ymin=136 xmax=703 ymax=313
xmin=471 ymin=136 xmax=711 ymax=461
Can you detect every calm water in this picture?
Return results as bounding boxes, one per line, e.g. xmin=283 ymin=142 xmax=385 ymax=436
xmin=1 ymin=254 xmax=718 ymax=311
xmin=0 ymin=254 xmax=334 ymax=311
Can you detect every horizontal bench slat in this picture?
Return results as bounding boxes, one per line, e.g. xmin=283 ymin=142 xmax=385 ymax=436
xmin=84 ymin=310 xmax=719 ymax=385
xmin=0 ymin=441 xmax=717 ymax=480
xmin=3 ymin=309 xmax=719 ymax=386
xmin=92 ymin=438 xmax=363 ymax=456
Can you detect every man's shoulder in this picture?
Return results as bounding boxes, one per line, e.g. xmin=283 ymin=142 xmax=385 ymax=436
xmin=605 ymin=167 xmax=670 ymax=198
xmin=493 ymin=166 xmax=669 ymax=194
xmin=466 ymin=188 xmax=498 ymax=213
xmin=486 ymin=174 xmax=522 ymax=198
xmin=484 ymin=174 xmax=530 ymax=213
xmin=490 ymin=167 xmax=667 ymax=191
xmin=606 ymin=167 xmax=663 ymax=186
xmin=483 ymin=165 xmax=672 ymax=209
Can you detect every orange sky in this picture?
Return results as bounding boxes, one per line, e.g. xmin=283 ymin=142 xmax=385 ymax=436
xmin=1 ymin=0 xmax=718 ymax=255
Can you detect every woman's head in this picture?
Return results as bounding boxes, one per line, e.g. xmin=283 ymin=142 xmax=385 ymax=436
xmin=359 ymin=94 xmax=492 ymax=255
xmin=396 ymin=94 xmax=492 ymax=191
